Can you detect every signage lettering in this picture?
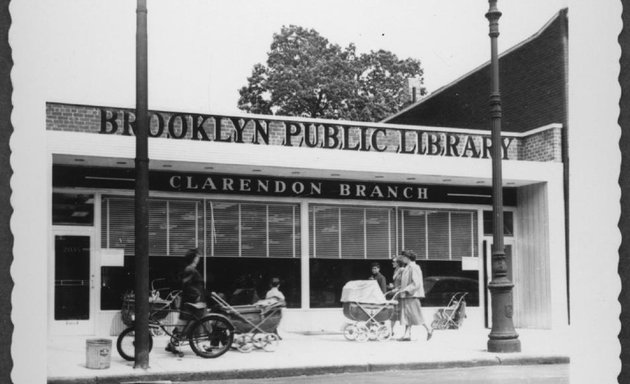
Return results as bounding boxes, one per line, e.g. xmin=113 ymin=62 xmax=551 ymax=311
xmin=98 ymin=108 xmax=515 ymax=160
xmin=53 ymin=165 xmax=518 ymax=206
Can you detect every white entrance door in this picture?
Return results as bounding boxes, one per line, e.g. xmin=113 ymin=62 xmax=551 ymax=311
xmin=483 ymin=237 xmax=515 ymax=328
xmin=50 ymin=227 xmax=97 ymax=335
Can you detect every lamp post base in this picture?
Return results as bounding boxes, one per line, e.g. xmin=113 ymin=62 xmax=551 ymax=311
xmin=488 ymin=338 xmax=521 ymax=353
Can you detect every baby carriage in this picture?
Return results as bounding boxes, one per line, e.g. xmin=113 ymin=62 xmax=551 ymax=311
xmin=341 ymin=280 xmax=399 ymax=342
xmin=210 ymin=292 xmax=285 ymax=353
xmin=431 ymin=292 xmax=468 ymax=330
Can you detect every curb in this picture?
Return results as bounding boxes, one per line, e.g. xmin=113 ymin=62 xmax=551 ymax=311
xmin=47 ymin=355 xmax=570 ymax=384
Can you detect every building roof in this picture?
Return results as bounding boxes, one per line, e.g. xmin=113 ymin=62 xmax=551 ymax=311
xmin=383 ymin=8 xmax=568 ymax=133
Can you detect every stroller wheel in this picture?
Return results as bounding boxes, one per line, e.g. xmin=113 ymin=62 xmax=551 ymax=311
xmin=252 ymin=333 xmax=266 ymax=349
xmin=343 ymin=324 xmax=358 ymax=341
xmin=237 ymin=342 xmax=254 ymax=353
xmin=368 ymin=323 xmax=380 ymax=341
xmin=355 ymin=324 xmax=369 ymax=343
xmin=262 ymin=333 xmax=279 ymax=352
xmin=376 ymin=324 xmax=391 ymax=341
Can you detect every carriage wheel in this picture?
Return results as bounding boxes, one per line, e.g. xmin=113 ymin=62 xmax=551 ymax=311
xmin=237 ymin=342 xmax=254 ymax=353
xmin=252 ymin=333 xmax=266 ymax=349
xmin=376 ymin=324 xmax=391 ymax=341
xmin=355 ymin=323 xmax=369 ymax=343
xmin=188 ymin=314 xmax=234 ymax=359
xmin=343 ymin=324 xmax=358 ymax=341
xmin=262 ymin=333 xmax=279 ymax=352
xmin=367 ymin=323 xmax=380 ymax=341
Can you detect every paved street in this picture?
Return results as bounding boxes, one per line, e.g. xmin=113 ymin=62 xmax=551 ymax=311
xmin=179 ymin=364 xmax=569 ymax=384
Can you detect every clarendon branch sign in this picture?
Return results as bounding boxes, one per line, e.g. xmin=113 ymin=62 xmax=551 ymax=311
xmin=53 ymin=165 xmax=517 ymax=206
xmin=99 ymin=108 xmax=515 ymax=160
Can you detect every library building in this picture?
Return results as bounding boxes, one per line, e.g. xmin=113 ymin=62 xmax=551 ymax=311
xmin=47 ymin=9 xmax=569 ymax=336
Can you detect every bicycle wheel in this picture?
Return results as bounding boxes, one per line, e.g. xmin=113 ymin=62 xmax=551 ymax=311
xmin=116 ymin=327 xmax=154 ymax=362
xmin=188 ymin=314 xmax=234 ymax=358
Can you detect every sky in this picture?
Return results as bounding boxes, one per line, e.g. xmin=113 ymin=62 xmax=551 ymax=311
xmin=27 ymin=0 xmax=568 ymax=116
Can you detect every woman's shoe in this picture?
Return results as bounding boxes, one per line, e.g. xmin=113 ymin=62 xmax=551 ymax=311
xmin=427 ymin=329 xmax=433 ymax=341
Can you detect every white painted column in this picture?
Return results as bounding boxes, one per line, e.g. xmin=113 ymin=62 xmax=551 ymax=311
xmin=300 ymin=201 xmax=310 ymax=309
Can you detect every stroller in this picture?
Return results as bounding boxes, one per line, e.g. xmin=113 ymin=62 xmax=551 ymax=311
xmin=341 ymin=280 xmax=399 ymax=342
xmin=431 ymin=292 xmax=468 ymax=330
xmin=210 ymin=292 xmax=285 ymax=353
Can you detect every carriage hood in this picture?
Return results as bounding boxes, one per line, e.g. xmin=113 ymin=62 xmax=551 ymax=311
xmin=340 ymin=280 xmax=388 ymax=304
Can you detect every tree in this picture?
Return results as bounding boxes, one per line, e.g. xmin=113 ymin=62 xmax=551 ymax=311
xmin=237 ymin=25 xmax=426 ymax=122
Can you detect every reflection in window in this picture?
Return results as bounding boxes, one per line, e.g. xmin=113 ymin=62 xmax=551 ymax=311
xmin=100 ymin=256 xmax=302 ymax=310
xmin=309 ymin=258 xmax=479 ymax=308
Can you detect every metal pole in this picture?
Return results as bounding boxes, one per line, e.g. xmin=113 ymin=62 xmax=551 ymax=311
xmin=134 ymin=0 xmax=150 ymax=368
xmin=486 ymin=0 xmax=521 ymax=353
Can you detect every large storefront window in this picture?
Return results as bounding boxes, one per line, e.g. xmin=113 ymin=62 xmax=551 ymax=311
xmin=309 ymin=205 xmax=479 ymax=308
xmin=100 ymin=197 xmax=301 ymax=310
xmin=310 ymin=205 xmax=395 ymax=259
xmin=208 ymin=201 xmax=300 ymax=258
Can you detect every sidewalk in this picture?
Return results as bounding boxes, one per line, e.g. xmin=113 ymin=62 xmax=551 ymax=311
xmin=47 ymin=327 xmax=570 ymax=384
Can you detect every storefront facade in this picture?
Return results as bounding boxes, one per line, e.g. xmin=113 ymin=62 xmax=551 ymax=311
xmin=46 ymin=102 xmax=567 ymax=335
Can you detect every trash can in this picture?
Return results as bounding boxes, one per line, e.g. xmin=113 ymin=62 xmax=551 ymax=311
xmin=85 ymin=338 xmax=112 ymax=369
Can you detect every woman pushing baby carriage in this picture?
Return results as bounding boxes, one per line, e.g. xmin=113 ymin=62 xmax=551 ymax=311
xmin=394 ymin=250 xmax=433 ymax=341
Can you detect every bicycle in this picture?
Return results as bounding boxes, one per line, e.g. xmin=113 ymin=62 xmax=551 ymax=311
xmin=116 ymin=289 xmax=234 ymax=360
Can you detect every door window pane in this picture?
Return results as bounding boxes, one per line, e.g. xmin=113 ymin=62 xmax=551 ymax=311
xmin=483 ymin=210 xmax=514 ymax=236
xmin=55 ymin=235 xmax=90 ymax=320
xmin=53 ymin=193 xmax=94 ymax=226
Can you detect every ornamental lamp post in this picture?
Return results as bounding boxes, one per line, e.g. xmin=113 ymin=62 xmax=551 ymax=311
xmin=134 ymin=0 xmax=151 ymax=369
xmin=485 ymin=0 xmax=521 ymax=353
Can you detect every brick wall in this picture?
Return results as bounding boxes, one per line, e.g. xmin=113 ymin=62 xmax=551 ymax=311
xmin=385 ymin=10 xmax=568 ymax=135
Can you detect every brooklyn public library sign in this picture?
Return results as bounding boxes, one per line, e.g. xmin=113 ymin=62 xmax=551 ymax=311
xmin=98 ymin=108 xmax=515 ymax=160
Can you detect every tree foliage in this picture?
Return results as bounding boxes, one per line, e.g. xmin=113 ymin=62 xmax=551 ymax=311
xmin=237 ymin=25 xmax=426 ymax=122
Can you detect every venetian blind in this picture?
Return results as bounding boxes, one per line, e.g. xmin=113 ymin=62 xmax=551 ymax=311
xmin=310 ymin=205 xmax=395 ymax=259
xmin=399 ymin=208 xmax=478 ymax=260
xmin=169 ymin=200 xmax=200 ymax=256
xmin=209 ymin=201 xmax=239 ymax=257
xmin=365 ymin=208 xmax=394 ymax=259
xmin=427 ymin=211 xmax=450 ymax=260
xmin=450 ymin=212 xmax=476 ymax=258
xmin=400 ymin=209 xmax=427 ymax=259
xmin=310 ymin=206 xmax=340 ymax=258
xmin=268 ymin=204 xmax=300 ymax=258
xmin=340 ymin=207 xmax=365 ymax=259
xmin=102 ymin=197 xmax=168 ymax=256
xmin=148 ymin=200 xmax=167 ymax=255
xmin=241 ymin=204 xmax=267 ymax=258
